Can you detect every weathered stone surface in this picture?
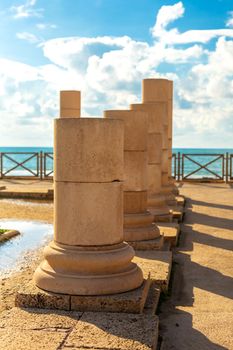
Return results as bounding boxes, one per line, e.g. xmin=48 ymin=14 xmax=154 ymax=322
xmin=144 ymin=282 xmax=161 ymax=316
xmin=134 ymin=251 xmax=173 ymax=292
xmin=129 ymin=236 xmax=164 ymax=251
xmin=54 ymin=118 xmax=124 ymax=183
xmin=142 ymin=78 xmax=170 ymax=103
xmin=0 ymin=329 xmax=66 ymax=350
xmin=54 ymin=181 xmax=124 ymax=246
xmin=0 ymin=307 xmax=82 ymax=330
xmin=71 ymin=278 xmax=151 ymax=314
xmin=104 ymin=110 xmax=148 ymax=151
xmin=64 ymin=312 xmax=159 ymax=350
xmin=124 ymin=151 xmax=148 ymax=191
xmin=124 ymin=191 xmax=147 ymax=214
xmin=15 ymin=280 xmax=70 ymax=310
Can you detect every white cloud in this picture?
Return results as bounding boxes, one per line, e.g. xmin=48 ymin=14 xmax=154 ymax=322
xmin=1 ymin=1 xmax=233 ymax=147
xmin=16 ymin=31 xmax=41 ymax=43
xmin=151 ymin=2 xmax=233 ymax=44
xmin=226 ymin=11 xmax=233 ymax=28
xmin=10 ymin=0 xmax=43 ymax=19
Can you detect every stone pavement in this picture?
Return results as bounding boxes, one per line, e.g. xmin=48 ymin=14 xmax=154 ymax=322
xmin=159 ymin=182 xmax=233 ymax=350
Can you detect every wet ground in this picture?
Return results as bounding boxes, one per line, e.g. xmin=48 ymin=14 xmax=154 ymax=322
xmin=0 ymin=219 xmax=53 ymax=277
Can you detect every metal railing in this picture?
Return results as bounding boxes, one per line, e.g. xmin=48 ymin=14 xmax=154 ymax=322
xmin=0 ymin=151 xmax=232 ymax=182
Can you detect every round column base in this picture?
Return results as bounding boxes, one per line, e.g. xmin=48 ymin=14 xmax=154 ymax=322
xmin=34 ymin=241 xmax=143 ymax=295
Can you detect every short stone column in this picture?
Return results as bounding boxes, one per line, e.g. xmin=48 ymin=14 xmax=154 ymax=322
xmin=33 ymin=95 xmax=143 ymax=295
xmin=104 ymin=110 xmax=163 ymax=248
xmin=130 ymin=103 xmax=171 ymax=222
xmin=142 ymin=79 xmax=178 ymax=203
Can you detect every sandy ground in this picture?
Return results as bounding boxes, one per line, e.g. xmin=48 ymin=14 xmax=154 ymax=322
xmin=159 ymin=182 xmax=233 ymax=349
xmin=0 ymin=198 xmax=53 ymax=313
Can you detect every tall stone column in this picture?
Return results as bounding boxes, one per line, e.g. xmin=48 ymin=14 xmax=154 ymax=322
xmin=142 ymin=79 xmax=178 ymax=203
xmin=130 ymin=103 xmax=171 ymax=222
xmin=168 ymin=81 xmax=179 ymax=195
xmin=104 ymin=110 xmax=163 ymax=244
xmin=33 ymin=93 xmax=143 ymax=296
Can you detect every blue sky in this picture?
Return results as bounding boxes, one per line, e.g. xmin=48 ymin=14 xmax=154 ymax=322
xmin=0 ymin=0 xmax=233 ymax=147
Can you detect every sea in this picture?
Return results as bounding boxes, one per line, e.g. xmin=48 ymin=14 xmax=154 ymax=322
xmin=0 ymin=147 xmax=233 ymax=179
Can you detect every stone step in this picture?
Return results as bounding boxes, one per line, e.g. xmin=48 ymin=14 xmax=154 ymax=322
xmin=129 ymin=235 xmax=164 ymax=251
xmin=157 ymin=222 xmax=180 ymax=247
xmin=134 ymin=250 xmax=173 ymax=293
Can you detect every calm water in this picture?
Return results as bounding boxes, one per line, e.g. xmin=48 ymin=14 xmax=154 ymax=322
xmin=0 ymin=219 xmax=53 ymax=277
xmin=0 ymin=147 xmax=233 ymax=178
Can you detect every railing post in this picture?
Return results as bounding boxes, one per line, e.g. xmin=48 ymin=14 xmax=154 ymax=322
xmin=226 ymin=152 xmax=229 ymax=183
xmin=40 ymin=151 xmax=43 ymax=180
xmin=0 ymin=152 xmax=2 ymax=179
xmin=177 ymin=152 xmax=181 ymax=181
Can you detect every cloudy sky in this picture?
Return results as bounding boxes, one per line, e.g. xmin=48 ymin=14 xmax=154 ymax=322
xmin=0 ymin=0 xmax=233 ymax=148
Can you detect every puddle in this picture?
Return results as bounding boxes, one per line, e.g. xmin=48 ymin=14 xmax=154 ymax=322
xmin=0 ymin=219 xmax=53 ymax=277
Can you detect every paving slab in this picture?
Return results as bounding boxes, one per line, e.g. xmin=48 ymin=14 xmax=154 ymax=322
xmin=159 ymin=183 xmax=233 ymax=350
xmin=63 ymin=311 xmax=159 ymax=350
xmin=0 ymin=328 xmax=66 ymax=350
xmin=133 ymin=251 xmax=173 ymax=292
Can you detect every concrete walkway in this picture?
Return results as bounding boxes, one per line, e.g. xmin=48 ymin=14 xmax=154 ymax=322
xmin=159 ymin=183 xmax=233 ymax=349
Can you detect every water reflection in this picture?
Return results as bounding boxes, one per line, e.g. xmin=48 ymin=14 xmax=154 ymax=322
xmin=0 ymin=220 xmax=53 ymax=277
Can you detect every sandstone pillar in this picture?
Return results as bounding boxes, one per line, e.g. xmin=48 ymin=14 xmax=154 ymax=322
xmin=142 ymin=79 xmax=178 ymax=202
xmin=33 ymin=93 xmax=143 ymax=296
xmin=104 ymin=110 xmax=162 ymax=242
xmin=130 ymin=103 xmax=171 ymax=222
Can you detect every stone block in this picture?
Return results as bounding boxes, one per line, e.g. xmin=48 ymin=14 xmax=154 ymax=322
xmin=129 ymin=236 xmax=164 ymax=251
xmin=124 ymin=151 xmax=148 ymax=191
xmin=16 ymin=278 xmax=151 ymax=314
xmin=54 ymin=118 xmax=124 ymax=182
xmin=130 ymin=103 xmax=164 ymax=134
xmin=142 ymin=78 xmax=170 ymax=103
xmin=124 ymin=191 xmax=147 ymax=214
xmin=104 ymin=110 xmax=148 ymax=151
xmin=144 ymin=282 xmax=161 ymax=315
xmin=133 ymin=250 xmax=173 ymax=292
xmin=157 ymin=222 xmax=180 ymax=247
xmin=60 ymin=90 xmax=81 ymax=110
xmin=148 ymin=164 xmax=162 ymax=194
xmin=71 ymin=278 xmax=151 ymax=314
xmin=148 ymin=133 xmax=162 ymax=164
xmin=64 ymin=312 xmax=159 ymax=350
xmin=15 ymin=280 xmax=70 ymax=310
xmin=54 ymin=181 xmax=123 ymax=246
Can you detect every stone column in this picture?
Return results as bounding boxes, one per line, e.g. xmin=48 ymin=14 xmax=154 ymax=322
xmin=168 ymin=81 xmax=179 ymax=195
xmin=33 ymin=93 xmax=143 ymax=296
xmin=104 ymin=110 xmax=162 ymax=242
xmin=142 ymin=79 xmax=178 ymax=203
xmin=130 ymin=103 xmax=171 ymax=222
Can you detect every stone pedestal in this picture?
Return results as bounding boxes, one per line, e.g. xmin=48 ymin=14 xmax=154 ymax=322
xmin=104 ymin=110 xmax=162 ymax=248
xmin=130 ymin=103 xmax=171 ymax=223
xmin=142 ymin=79 xmax=179 ymax=201
xmin=34 ymin=95 xmax=143 ymax=295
